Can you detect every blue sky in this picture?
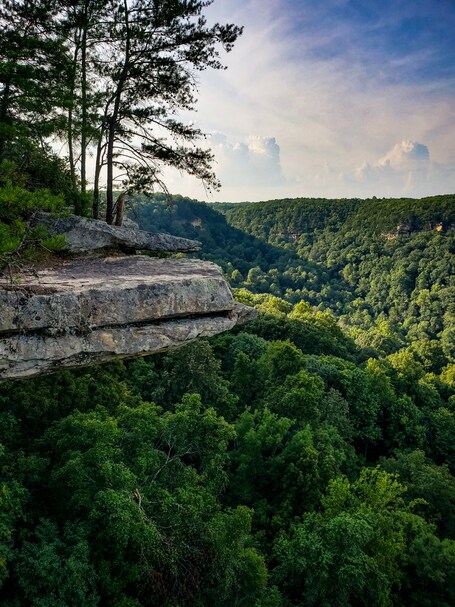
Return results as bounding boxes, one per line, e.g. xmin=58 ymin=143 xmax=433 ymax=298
xmin=164 ymin=0 xmax=455 ymax=201
xmin=289 ymin=0 xmax=455 ymax=85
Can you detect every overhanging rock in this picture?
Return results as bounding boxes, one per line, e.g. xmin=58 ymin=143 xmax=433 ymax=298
xmin=0 ymin=256 xmax=257 ymax=381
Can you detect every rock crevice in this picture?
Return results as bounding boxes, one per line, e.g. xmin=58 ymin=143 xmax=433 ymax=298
xmin=0 ymin=247 xmax=256 ymax=380
xmin=1 ymin=257 xmax=235 ymax=335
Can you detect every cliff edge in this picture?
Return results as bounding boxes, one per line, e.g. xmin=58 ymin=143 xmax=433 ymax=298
xmin=0 ymin=217 xmax=257 ymax=381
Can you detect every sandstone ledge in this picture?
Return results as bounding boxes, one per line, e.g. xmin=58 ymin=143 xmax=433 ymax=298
xmin=0 ymin=257 xmax=257 ymax=381
xmin=33 ymin=212 xmax=201 ymax=253
xmin=0 ymin=311 xmax=247 ymax=381
xmin=0 ymin=257 xmax=234 ymax=334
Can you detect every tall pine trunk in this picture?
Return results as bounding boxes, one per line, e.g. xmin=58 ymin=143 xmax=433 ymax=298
xmin=105 ymin=0 xmax=130 ymax=225
xmin=105 ymin=117 xmax=116 ymax=224
xmin=80 ymin=1 xmax=88 ymax=195
xmin=92 ymin=131 xmax=104 ymax=219
xmin=66 ymin=38 xmax=80 ymax=200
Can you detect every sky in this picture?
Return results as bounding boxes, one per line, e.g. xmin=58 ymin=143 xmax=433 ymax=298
xmin=163 ymin=0 xmax=455 ymax=202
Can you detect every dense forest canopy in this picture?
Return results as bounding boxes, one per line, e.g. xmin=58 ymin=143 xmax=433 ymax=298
xmin=1 ymin=296 xmax=455 ymax=605
xmin=133 ymin=194 xmax=454 ymax=371
xmin=1 ymin=2 xmax=455 ymax=604
xmin=3 ymin=191 xmax=453 ymax=605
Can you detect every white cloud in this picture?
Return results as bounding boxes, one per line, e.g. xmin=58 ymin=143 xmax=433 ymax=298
xmin=376 ymin=140 xmax=430 ymax=169
xmin=351 ymin=141 xmax=455 ymax=197
xmin=162 ymin=1 xmax=455 ymax=201
xmin=356 ymin=141 xmax=425 ymax=196
xmin=162 ymin=136 xmax=455 ymax=201
xmin=210 ymin=133 xmax=283 ymax=188
xmin=158 ymin=133 xmax=284 ymax=202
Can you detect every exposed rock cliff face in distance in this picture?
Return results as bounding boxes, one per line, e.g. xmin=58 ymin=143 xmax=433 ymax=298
xmin=0 ymin=256 xmax=256 ymax=381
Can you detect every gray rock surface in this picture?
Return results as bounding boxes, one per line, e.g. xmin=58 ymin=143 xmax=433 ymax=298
xmin=0 ymin=257 xmax=234 ymax=334
xmin=0 ymin=313 xmax=247 ymax=380
xmin=33 ymin=213 xmax=201 ymax=253
xmin=0 ymin=256 xmax=257 ymax=381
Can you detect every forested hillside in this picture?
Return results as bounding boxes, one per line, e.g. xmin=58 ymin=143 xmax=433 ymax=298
xmin=1 ymin=301 xmax=455 ymax=605
xmin=133 ymin=194 xmax=454 ymax=372
xmin=2 ymin=189 xmax=455 ymax=605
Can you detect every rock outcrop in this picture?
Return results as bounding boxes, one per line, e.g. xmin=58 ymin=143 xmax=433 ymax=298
xmin=0 ymin=256 xmax=257 ymax=381
xmin=32 ymin=212 xmax=201 ymax=253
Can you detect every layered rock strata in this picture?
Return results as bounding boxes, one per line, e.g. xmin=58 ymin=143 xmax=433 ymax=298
xmin=0 ymin=256 xmax=256 ymax=381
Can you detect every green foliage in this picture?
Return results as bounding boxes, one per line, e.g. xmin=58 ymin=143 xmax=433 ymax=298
xmin=1 ymin=191 xmax=454 ymax=604
xmin=0 ymin=157 xmax=67 ymax=263
xmin=0 ymin=186 xmax=65 ymax=259
xmin=1 ymin=303 xmax=454 ymax=604
xmin=0 ymin=480 xmax=27 ymax=588
xmin=1 ymin=141 xmax=76 ymax=202
xmin=127 ymin=340 xmax=238 ymax=420
xmin=263 ymin=369 xmax=324 ymax=422
xmin=274 ymin=468 xmax=455 ymax=607
xmin=0 ymin=380 xmax=264 ymax=605
xmin=0 ymin=182 xmax=63 ymax=220
xmin=14 ymin=520 xmax=98 ymax=607
xmin=132 ymin=194 xmax=454 ymax=372
xmin=381 ymin=450 xmax=455 ymax=538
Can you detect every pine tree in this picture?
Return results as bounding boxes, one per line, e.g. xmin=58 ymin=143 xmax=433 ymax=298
xmin=0 ymin=0 xmax=68 ymax=156
xmin=92 ymin=0 xmax=242 ymax=223
xmin=1 ymin=1 xmax=242 ymax=223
